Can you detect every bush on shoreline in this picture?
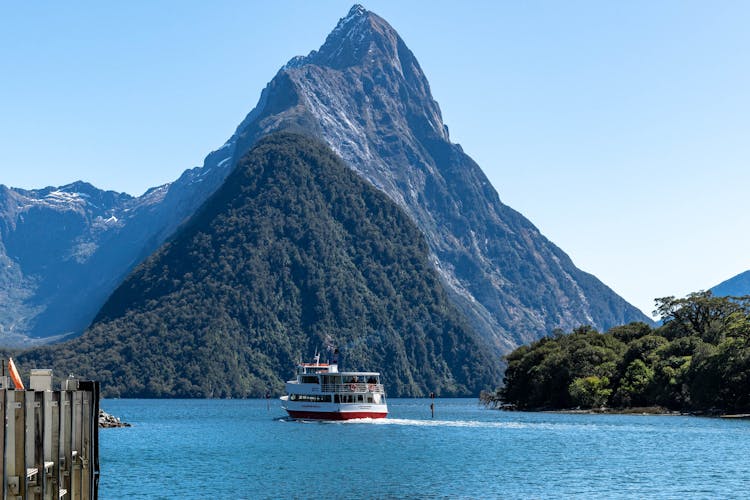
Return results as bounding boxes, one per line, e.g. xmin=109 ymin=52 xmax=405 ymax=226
xmin=485 ymin=292 xmax=750 ymax=414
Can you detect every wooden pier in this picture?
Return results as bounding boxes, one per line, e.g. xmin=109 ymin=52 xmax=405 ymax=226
xmin=1 ymin=371 xmax=99 ymax=500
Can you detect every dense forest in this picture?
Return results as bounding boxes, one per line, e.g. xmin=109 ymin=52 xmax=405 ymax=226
xmin=485 ymin=292 xmax=750 ymax=413
xmin=5 ymin=132 xmax=502 ymax=398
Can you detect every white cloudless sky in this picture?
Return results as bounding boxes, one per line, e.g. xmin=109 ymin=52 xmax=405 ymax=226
xmin=1 ymin=1 xmax=748 ymax=319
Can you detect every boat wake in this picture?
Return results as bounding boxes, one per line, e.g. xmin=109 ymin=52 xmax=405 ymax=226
xmin=277 ymin=416 xmax=537 ymax=428
xmin=275 ymin=416 xmax=660 ymax=433
xmin=345 ymin=418 xmax=534 ymax=428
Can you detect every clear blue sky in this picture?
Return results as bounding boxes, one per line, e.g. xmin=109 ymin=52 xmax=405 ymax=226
xmin=1 ymin=1 xmax=749 ymax=318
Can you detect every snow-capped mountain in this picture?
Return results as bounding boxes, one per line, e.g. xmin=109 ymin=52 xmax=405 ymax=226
xmin=0 ymin=144 xmax=236 ymax=346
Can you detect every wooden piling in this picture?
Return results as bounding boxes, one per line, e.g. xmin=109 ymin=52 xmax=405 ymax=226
xmin=2 ymin=377 xmax=99 ymax=500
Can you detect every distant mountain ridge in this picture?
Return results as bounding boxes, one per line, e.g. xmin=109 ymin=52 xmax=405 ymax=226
xmin=16 ymin=133 xmax=502 ymax=397
xmin=0 ymin=140 xmax=237 ymax=346
xmin=711 ymin=270 xmax=750 ymax=297
xmin=0 ymin=181 xmax=133 ymax=344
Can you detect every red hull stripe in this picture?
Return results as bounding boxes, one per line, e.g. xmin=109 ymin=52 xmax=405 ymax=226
xmin=287 ymin=410 xmax=387 ymax=420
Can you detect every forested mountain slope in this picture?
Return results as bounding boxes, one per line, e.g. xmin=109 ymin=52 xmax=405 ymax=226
xmin=14 ymin=133 xmax=501 ymax=397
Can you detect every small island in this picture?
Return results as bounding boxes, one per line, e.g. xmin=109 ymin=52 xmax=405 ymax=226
xmin=483 ymin=292 xmax=750 ymax=416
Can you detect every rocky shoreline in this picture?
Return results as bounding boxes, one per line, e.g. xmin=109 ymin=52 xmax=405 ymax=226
xmin=549 ymin=406 xmax=682 ymax=415
xmin=499 ymin=405 xmax=750 ymax=418
xmin=99 ymin=409 xmax=131 ymax=428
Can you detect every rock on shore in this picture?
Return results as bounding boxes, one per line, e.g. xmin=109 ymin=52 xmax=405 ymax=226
xmin=99 ymin=409 xmax=131 ymax=428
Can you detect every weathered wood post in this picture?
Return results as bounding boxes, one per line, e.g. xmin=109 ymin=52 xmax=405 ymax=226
xmin=23 ymin=390 xmax=45 ymax=499
xmin=2 ymin=369 xmax=99 ymax=500
xmin=10 ymin=389 xmax=26 ymax=498
xmin=59 ymin=389 xmax=72 ymax=500
xmin=43 ymin=391 xmax=60 ymax=500
xmin=71 ymin=389 xmax=81 ymax=499
xmin=81 ymin=381 xmax=99 ymax=499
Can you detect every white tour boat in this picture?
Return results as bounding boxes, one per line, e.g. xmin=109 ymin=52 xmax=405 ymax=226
xmin=281 ymin=353 xmax=388 ymax=420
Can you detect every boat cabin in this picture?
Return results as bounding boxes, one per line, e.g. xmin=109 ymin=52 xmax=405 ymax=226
xmin=283 ymin=356 xmax=388 ymax=419
xmin=288 ymin=361 xmax=386 ymax=405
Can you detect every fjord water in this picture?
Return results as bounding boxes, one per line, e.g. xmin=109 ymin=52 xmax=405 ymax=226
xmin=100 ymin=399 xmax=749 ymax=499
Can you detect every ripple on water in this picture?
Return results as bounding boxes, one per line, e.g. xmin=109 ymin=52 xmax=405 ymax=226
xmin=98 ymin=398 xmax=750 ymax=499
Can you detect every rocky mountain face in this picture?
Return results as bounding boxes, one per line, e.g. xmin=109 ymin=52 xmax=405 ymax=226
xmin=17 ymin=134 xmax=502 ymax=397
xmin=0 ymin=149 xmax=236 ymax=346
xmin=219 ymin=5 xmax=651 ymax=351
xmin=0 ymin=182 xmax=130 ymax=345
xmin=712 ymin=270 xmax=750 ymax=297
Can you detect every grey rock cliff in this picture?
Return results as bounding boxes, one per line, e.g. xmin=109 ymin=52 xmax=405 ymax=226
xmin=224 ymin=5 xmax=651 ymax=351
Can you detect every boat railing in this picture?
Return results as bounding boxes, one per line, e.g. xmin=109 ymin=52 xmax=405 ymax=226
xmin=321 ymin=383 xmax=384 ymax=394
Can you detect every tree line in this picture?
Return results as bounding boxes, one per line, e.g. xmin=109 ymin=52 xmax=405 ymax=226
xmin=484 ymin=292 xmax=750 ymax=413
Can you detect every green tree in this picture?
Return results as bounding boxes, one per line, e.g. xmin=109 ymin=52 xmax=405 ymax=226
xmin=609 ymin=322 xmax=653 ymax=343
xmin=614 ymin=359 xmax=654 ymax=407
xmin=655 ymin=292 xmax=750 ymax=342
xmin=569 ymin=376 xmax=612 ymax=408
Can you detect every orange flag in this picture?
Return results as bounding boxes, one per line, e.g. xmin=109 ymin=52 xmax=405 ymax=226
xmin=8 ymin=357 xmax=25 ymax=390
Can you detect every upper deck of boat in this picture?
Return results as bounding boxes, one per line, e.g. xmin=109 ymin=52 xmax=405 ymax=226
xmin=294 ymin=362 xmax=379 ymax=377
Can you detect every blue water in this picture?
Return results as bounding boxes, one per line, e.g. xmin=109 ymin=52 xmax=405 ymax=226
xmin=99 ymin=398 xmax=750 ymax=499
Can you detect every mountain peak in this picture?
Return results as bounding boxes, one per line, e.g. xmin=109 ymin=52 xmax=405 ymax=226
xmin=289 ymin=4 xmax=401 ymax=71
xmin=347 ymin=4 xmax=367 ymax=17
xmin=330 ymin=4 xmax=371 ymax=40
xmin=343 ymin=4 xmax=368 ymax=24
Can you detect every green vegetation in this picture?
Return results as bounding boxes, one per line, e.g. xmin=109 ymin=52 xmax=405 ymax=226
xmin=6 ymin=132 xmax=502 ymax=398
xmin=484 ymin=292 xmax=750 ymax=413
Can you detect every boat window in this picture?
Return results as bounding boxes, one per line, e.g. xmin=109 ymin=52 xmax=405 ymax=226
xmin=289 ymin=394 xmax=331 ymax=403
xmin=367 ymin=396 xmax=373 ymax=403
xmin=301 ymin=375 xmax=318 ymax=384
xmin=357 ymin=395 xmax=364 ymax=403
